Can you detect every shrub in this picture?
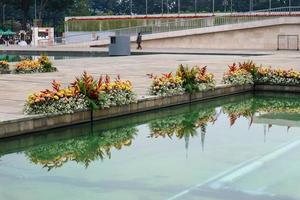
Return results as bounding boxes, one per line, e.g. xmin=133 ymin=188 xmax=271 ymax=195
xmin=148 ymin=65 xmax=216 ymax=96
xmin=24 ymin=81 xmax=88 ymax=115
xmin=223 ymin=60 xmax=300 ymax=86
xmin=222 ymin=63 xmax=254 ymax=85
xmin=72 ymin=72 xmax=137 ymax=109
xmin=15 ymin=56 xmax=57 ymax=74
xmin=38 ymin=55 xmax=56 ymax=72
xmin=148 ymin=72 xmax=185 ymax=96
xmin=98 ymin=75 xmax=137 ymax=107
xmin=0 ymin=60 xmax=10 ymax=73
xmin=24 ymin=71 xmax=137 ymax=115
xmin=176 ymin=65 xmax=216 ymax=93
xmin=255 ymin=67 xmax=300 ymax=86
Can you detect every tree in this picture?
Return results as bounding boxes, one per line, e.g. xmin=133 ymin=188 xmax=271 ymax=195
xmin=38 ymin=0 xmax=49 ymax=19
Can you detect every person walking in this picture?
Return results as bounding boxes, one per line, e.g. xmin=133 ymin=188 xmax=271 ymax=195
xmin=136 ymin=32 xmax=142 ymax=50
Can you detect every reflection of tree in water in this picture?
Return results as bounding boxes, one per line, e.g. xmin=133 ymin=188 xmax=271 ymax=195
xmin=25 ymin=127 xmax=138 ymax=171
xmin=149 ymin=107 xmax=216 ymax=153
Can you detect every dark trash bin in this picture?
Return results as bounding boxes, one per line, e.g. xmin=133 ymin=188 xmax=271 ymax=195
xmin=109 ymin=36 xmax=131 ymax=56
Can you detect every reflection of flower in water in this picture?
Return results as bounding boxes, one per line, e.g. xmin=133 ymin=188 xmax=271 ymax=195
xmin=222 ymin=95 xmax=300 ymax=127
xmin=25 ymin=127 xmax=137 ymax=171
xmin=222 ymin=98 xmax=254 ymax=127
xmin=149 ymin=108 xmax=216 ymax=153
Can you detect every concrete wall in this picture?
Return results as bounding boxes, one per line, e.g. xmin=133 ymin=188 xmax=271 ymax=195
xmin=133 ymin=17 xmax=300 ymax=50
xmin=64 ymin=17 xmax=300 ymax=49
xmin=65 ymin=31 xmax=114 ymax=44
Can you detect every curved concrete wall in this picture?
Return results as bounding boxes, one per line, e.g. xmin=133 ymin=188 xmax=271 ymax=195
xmin=135 ymin=17 xmax=300 ymax=50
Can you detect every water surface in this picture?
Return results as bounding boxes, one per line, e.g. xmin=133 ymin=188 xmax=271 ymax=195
xmin=0 ymin=52 xmax=103 ymax=62
xmin=1 ymin=92 xmax=300 ymax=200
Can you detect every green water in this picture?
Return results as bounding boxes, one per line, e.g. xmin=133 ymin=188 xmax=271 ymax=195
xmin=0 ymin=53 xmax=102 ymax=62
xmin=1 ymin=92 xmax=300 ymax=200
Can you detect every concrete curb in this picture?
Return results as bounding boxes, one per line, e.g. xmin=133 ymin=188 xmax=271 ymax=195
xmin=255 ymin=84 xmax=300 ymax=93
xmin=0 ymin=84 xmax=297 ymax=138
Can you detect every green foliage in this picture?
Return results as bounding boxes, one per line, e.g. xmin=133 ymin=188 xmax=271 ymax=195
xmin=25 ymin=126 xmax=138 ymax=170
xmin=176 ymin=64 xmax=216 ymax=93
xmin=176 ymin=64 xmax=199 ymax=93
xmin=73 ymin=74 xmax=100 ymax=110
xmin=149 ymin=106 xmax=216 ymax=139
xmin=222 ymin=94 xmax=300 ymax=126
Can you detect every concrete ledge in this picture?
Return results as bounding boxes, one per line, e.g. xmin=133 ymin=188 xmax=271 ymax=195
xmin=1 ymin=83 xmax=299 ymax=139
xmin=191 ymin=84 xmax=253 ymax=102
xmin=0 ymin=111 xmax=91 ymax=138
xmin=255 ymin=84 xmax=300 ymax=93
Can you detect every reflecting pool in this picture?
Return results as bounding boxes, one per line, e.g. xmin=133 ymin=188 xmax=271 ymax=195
xmin=1 ymin=92 xmax=300 ymax=200
xmin=0 ymin=52 xmax=103 ymax=62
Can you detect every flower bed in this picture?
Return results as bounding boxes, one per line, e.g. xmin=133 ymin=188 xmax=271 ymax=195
xmin=177 ymin=65 xmax=216 ymax=93
xmin=24 ymin=72 xmax=137 ymax=115
xmin=223 ymin=60 xmax=300 ymax=87
xmin=24 ymin=81 xmax=88 ymax=115
xmin=0 ymin=60 xmax=10 ymax=74
xmin=14 ymin=56 xmax=57 ymax=74
xmin=71 ymin=72 xmax=136 ymax=109
xmin=222 ymin=62 xmax=254 ymax=85
xmin=148 ymin=73 xmax=184 ymax=96
xmin=255 ymin=67 xmax=300 ymax=86
xmin=148 ymin=65 xmax=216 ymax=96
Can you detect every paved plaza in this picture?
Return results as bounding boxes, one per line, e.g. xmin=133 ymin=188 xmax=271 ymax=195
xmin=0 ymin=48 xmax=299 ymax=122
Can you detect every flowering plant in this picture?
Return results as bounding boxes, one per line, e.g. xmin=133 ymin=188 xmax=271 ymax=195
xmin=222 ymin=63 xmax=254 ymax=85
xmin=24 ymin=81 xmax=88 ymax=115
xmin=176 ymin=65 xmax=216 ymax=93
xmin=255 ymin=67 xmax=300 ymax=86
xmin=24 ymin=71 xmax=137 ymax=115
xmin=0 ymin=60 xmax=9 ymax=69
xmin=72 ymin=72 xmax=136 ymax=109
xmin=148 ymin=72 xmax=184 ymax=96
xmin=223 ymin=61 xmax=300 ymax=87
xmin=98 ymin=74 xmax=136 ymax=106
xmin=14 ymin=56 xmax=57 ymax=74
xmin=148 ymin=65 xmax=216 ymax=96
xmin=0 ymin=60 xmax=10 ymax=73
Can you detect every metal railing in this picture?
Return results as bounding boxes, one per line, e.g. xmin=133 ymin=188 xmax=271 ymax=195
xmin=254 ymin=6 xmax=300 ymax=13
xmin=57 ymin=15 xmax=277 ymax=45
xmin=112 ymin=15 xmax=275 ymax=37
xmin=59 ymin=8 xmax=300 ymax=45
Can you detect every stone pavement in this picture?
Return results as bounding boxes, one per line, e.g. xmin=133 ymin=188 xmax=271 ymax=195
xmin=0 ymin=48 xmax=299 ymax=122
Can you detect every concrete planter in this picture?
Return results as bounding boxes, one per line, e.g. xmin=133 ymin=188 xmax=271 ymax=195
xmin=0 ymin=110 xmax=91 ymax=138
xmin=92 ymin=94 xmax=191 ymax=121
xmin=191 ymin=84 xmax=253 ymax=102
